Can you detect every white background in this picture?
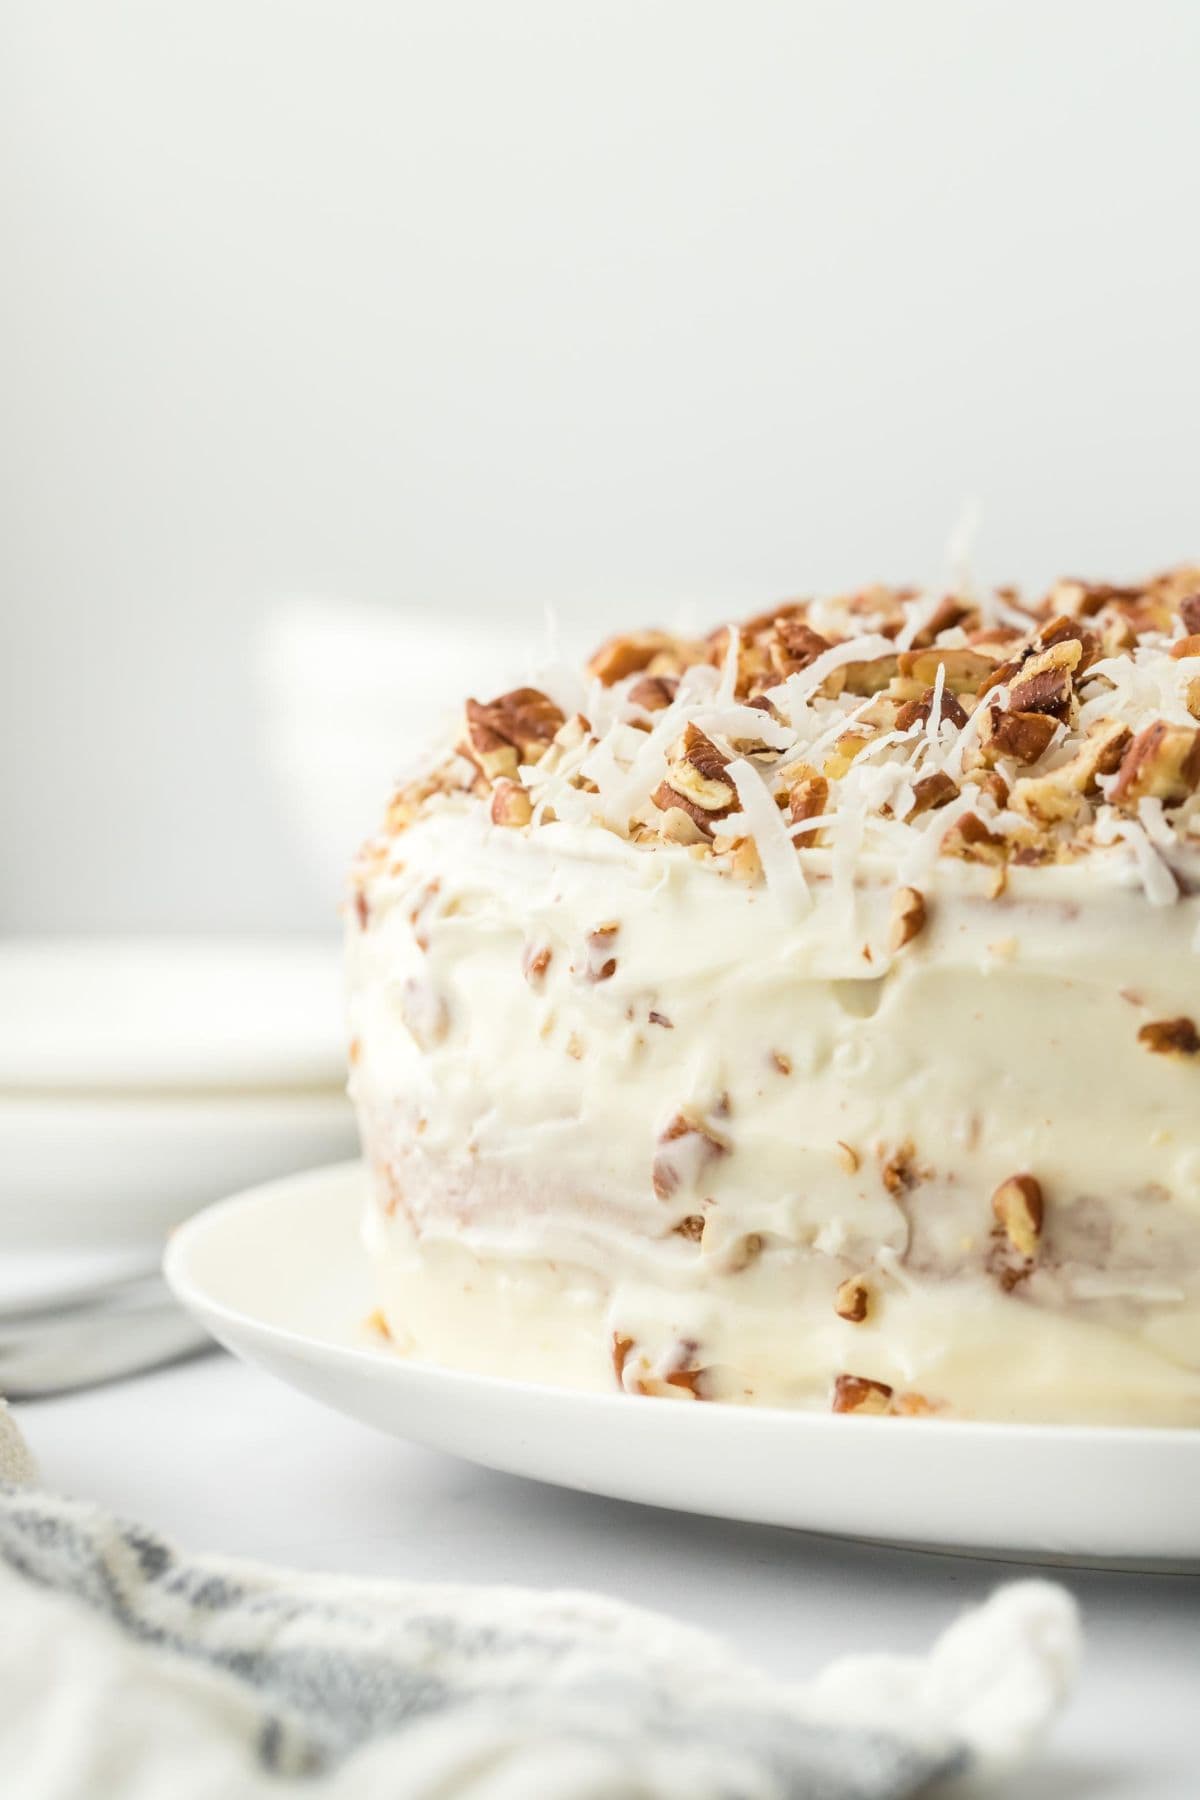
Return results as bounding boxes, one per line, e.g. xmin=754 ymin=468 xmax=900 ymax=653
xmin=4 ymin=0 xmax=1199 ymax=933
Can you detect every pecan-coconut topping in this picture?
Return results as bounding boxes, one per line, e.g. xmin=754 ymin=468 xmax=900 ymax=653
xmin=365 ymin=563 xmax=1200 ymax=917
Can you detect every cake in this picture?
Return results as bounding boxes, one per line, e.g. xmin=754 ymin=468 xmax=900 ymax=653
xmin=347 ymin=570 xmax=1200 ymax=1426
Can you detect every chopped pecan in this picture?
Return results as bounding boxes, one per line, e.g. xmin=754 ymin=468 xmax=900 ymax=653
xmin=768 ymin=618 xmax=831 ymax=679
xmin=490 ymin=779 xmax=532 ymax=827
xmin=588 ymin=630 xmax=697 ymax=685
xmin=1006 ymin=639 xmax=1082 ymax=718
xmin=651 ymin=724 xmax=736 ymax=837
xmin=909 ymin=770 xmax=959 ymax=815
xmin=1152 ymin=566 xmax=1200 ymax=606
xmin=892 ymin=1391 xmax=942 ymax=1417
xmin=894 ymin=686 xmax=969 ymax=733
xmin=1047 ymin=579 xmax=1143 ymax=619
xmin=1096 ymin=610 xmax=1139 ymax=656
xmin=832 ymin=1373 xmax=893 ymax=1415
xmin=734 ymin=598 xmax=809 ymax=640
xmin=1011 ymin=719 xmax=1131 ymax=823
xmin=652 ymin=1110 xmax=729 ymax=1200
xmin=897 ymin=645 xmax=997 ymax=694
xmin=834 ymin=1277 xmax=870 ymax=1323
xmin=712 ymin=833 xmax=763 ymax=881
xmin=581 ymin=924 xmax=619 ymax=982
xmin=976 ymin=705 xmax=1058 ymax=766
xmin=1138 ymin=1017 xmax=1200 ymax=1058
xmin=646 ymin=797 xmax=711 ymax=844
xmin=909 ymin=595 xmax=972 ymax=647
xmin=941 ymin=810 xmax=1008 ymax=865
xmin=1181 ymin=594 xmax=1200 ymax=635
xmin=823 ymin=731 xmax=872 ymax=780
xmin=968 ymin=624 xmax=1026 ymax=656
xmin=627 ymin=674 xmax=678 ymax=712
xmin=407 ymin=879 xmax=442 ymax=952
xmin=1111 ymin=721 xmax=1200 ymax=807
xmin=881 ymin=1139 xmax=924 ymax=1196
xmin=523 ymin=943 xmax=552 ymax=985
xmin=1037 ymin=613 xmax=1101 ymax=675
xmin=782 ymin=765 xmax=829 ymax=826
xmin=674 ymin=1213 xmax=706 ymax=1242
xmin=1170 ymin=635 xmax=1200 ymax=661
xmin=664 ymin=1362 xmax=707 ymax=1399
xmin=462 ymin=687 xmax=565 ymax=779
xmin=992 ymin=1173 xmax=1044 ymax=1258
xmin=889 ymin=885 xmax=927 ymax=951
xmin=839 ymin=653 xmax=900 ymax=696
xmin=856 ymin=694 xmax=902 ymax=734
xmin=709 ymin=622 xmax=773 ymax=698
xmin=973 ymin=770 xmax=1010 ymax=810
xmin=725 ymin=1232 xmax=763 ymax=1273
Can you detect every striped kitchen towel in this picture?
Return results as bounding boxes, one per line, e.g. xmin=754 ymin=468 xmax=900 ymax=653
xmin=0 ymin=1458 xmax=1077 ymax=1798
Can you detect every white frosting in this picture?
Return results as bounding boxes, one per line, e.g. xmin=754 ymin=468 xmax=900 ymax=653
xmin=349 ymin=801 xmax=1200 ymax=1424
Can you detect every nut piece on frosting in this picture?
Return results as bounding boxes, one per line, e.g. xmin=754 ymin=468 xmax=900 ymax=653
xmin=652 ymin=1109 xmax=729 ymax=1201
xmin=1138 ymin=1017 xmax=1200 ymax=1059
xmin=831 ymin=1373 xmax=893 ymax=1415
xmin=992 ymin=1174 xmax=1045 ymax=1259
xmin=888 ymin=886 xmax=927 ymax=952
xmin=834 ymin=1277 xmax=871 ymax=1323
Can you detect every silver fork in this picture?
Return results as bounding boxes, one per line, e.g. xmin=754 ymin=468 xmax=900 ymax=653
xmin=0 ymin=1267 xmax=210 ymax=1398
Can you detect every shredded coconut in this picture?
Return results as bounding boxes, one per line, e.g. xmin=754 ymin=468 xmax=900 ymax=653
xmin=728 ymin=758 xmax=810 ymax=915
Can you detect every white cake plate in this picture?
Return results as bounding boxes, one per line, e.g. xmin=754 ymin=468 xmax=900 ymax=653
xmin=165 ymin=1161 xmax=1200 ymax=1568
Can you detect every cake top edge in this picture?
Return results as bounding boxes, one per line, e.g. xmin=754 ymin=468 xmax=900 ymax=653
xmin=359 ymin=567 xmax=1200 ymax=914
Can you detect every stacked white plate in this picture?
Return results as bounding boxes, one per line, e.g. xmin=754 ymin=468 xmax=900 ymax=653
xmin=0 ymin=938 xmax=357 ymax=1255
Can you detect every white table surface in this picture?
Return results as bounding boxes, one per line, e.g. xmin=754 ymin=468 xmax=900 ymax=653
xmin=17 ymin=1349 xmax=1199 ymax=1799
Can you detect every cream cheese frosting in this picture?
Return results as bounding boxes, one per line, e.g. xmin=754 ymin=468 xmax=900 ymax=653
xmin=348 ymin=570 xmax=1200 ymax=1424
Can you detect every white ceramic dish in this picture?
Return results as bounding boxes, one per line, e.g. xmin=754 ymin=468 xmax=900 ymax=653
xmin=0 ymin=939 xmax=348 ymax=1091
xmin=0 ymin=1090 xmax=356 ymax=1250
xmin=0 ymin=938 xmax=356 ymax=1250
xmin=165 ymin=1162 xmax=1200 ymax=1567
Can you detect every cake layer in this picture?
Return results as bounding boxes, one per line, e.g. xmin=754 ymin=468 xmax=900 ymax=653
xmin=348 ymin=806 xmax=1200 ymax=1423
